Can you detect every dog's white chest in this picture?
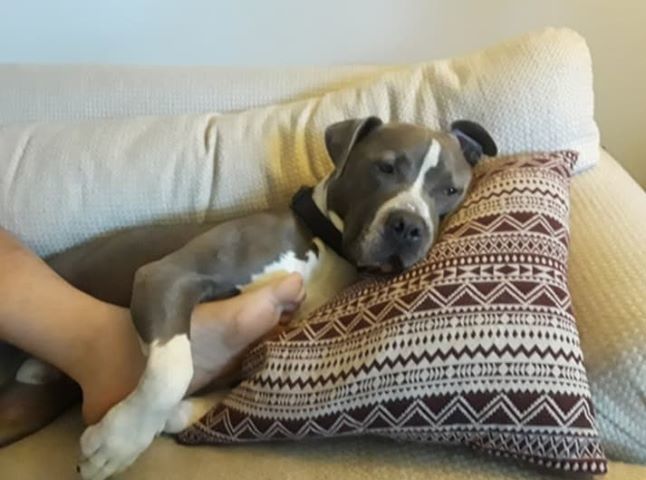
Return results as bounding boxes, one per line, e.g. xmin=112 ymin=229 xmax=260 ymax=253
xmin=239 ymin=239 xmax=357 ymax=322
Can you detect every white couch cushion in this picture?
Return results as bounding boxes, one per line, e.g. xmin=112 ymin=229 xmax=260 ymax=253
xmin=0 ymin=28 xmax=598 ymax=259
xmin=0 ymin=64 xmax=389 ymax=124
xmin=569 ymin=149 xmax=646 ymax=463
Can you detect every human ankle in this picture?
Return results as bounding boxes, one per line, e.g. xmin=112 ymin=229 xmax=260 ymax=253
xmin=73 ymin=305 xmax=146 ymax=423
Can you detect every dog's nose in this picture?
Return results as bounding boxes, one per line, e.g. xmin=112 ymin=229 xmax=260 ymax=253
xmin=386 ymin=210 xmax=425 ymax=244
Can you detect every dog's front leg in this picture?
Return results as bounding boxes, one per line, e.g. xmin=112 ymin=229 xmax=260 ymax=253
xmin=77 ymin=264 xmax=218 ymax=480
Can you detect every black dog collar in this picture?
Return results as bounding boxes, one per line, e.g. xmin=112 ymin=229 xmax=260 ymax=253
xmin=290 ymin=186 xmax=346 ymax=259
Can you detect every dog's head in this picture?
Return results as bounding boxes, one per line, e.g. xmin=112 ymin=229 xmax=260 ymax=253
xmin=321 ymin=116 xmax=497 ymax=273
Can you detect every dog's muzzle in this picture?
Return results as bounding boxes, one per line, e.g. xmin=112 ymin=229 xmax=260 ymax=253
xmin=357 ymin=209 xmax=433 ymax=274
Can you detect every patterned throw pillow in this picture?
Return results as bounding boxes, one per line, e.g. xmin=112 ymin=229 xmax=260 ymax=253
xmin=178 ymin=151 xmax=607 ymax=474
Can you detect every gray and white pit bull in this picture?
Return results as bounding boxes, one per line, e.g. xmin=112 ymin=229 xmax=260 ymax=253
xmin=48 ymin=116 xmax=496 ymax=479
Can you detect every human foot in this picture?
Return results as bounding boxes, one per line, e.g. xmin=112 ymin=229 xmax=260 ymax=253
xmin=78 ymin=273 xmax=304 ymax=425
xmin=188 ymin=272 xmax=305 ymax=393
xmin=77 ymin=275 xmax=305 ymax=480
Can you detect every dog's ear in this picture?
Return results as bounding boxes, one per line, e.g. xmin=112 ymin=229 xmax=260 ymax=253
xmin=325 ymin=116 xmax=383 ymax=173
xmin=450 ymin=120 xmax=498 ymax=166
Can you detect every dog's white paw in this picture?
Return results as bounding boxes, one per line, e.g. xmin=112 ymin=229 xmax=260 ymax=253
xmin=78 ymin=400 xmax=165 ymax=480
xmin=163 ymin=392 xmax=226 ymax=434
xmin=76 ymin=335 xmax=194 ymax=479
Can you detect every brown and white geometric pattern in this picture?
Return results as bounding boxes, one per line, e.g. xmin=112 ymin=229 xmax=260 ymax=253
xmin=177 ymin=151 xmax=607 ymax=474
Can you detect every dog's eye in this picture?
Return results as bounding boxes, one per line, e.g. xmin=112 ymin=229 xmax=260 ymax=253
xmin=377 ymin=162 xmax=395 ymax=175
xmin=444 ymin=186 xmax=458 ymax=196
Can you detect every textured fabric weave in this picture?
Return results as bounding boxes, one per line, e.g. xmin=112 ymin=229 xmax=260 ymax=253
xmin=569 ymin=152 xmax=646 ymax=463
xmin=0 ymin=64 xmax=390 ymax=124
xmin=0 ymin=28 xmax=598 ymax=258
xmin=2 ymin=409 xmax=644 ymax=480
xmin=178 ymin=151 xmax=607 ymax=474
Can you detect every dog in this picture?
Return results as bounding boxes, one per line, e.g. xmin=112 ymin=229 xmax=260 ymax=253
xmin=42 ymin=116 xmax=496 ymax=479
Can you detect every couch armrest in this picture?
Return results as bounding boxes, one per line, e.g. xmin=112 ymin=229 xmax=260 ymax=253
xmin=569 ymin=149 xmax=646 ymax=462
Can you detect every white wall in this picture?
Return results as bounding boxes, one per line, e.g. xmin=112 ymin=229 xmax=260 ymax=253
xmin=1 ymin=0 xmax=644 ymax=185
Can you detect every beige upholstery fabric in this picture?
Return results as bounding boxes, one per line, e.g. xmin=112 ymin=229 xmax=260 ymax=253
xmin=0 ymin=28 xmax=598 ymax=259
xmin=569 ymin=150 xmax=646 ymax=463
xmin=0 ymin=393 xmax=641 ymax=480
xmin=0 ymin=64 xmax=391 ymax=123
